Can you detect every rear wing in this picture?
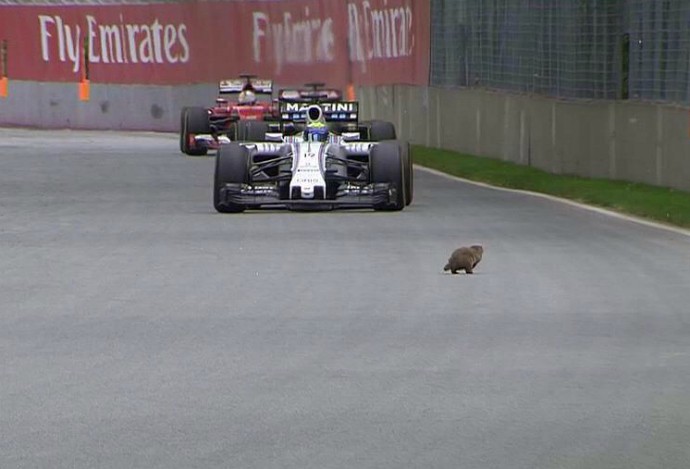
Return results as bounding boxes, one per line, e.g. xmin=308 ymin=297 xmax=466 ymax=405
xmin=278 ymin=88 xmax=342 ymax=103
xmin=219 ymin=78 xmax=273 ymax=95
xmin=280 ymin=101 xmax=358 ymax=123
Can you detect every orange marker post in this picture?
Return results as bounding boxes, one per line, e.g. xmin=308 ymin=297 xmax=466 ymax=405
xmin=79 ymin=79 xmax=90 ymax=101
xmin=78 ymin=37 xmax=90 ymax=101
xmin=0 ymin=39 xmax=7 ymax=98
xmin=346 ymin=83 xmax=356 ymax=101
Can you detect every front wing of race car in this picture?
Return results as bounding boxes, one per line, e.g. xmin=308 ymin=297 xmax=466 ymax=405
xmin=216 ymin=183 xmax=399 ymax=210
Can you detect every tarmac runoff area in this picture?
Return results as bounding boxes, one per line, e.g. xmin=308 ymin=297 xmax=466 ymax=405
xmin=2 ymin=128 xmax=690 ymax=469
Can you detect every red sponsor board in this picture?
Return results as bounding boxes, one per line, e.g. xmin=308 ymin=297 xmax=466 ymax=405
xmin=0 ymin=0 xmax=429 ymax=87
xmin=347 ymin=0 xmax=430 ymax=86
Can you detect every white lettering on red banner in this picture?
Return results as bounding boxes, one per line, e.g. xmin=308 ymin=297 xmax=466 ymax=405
xmin=38 ymin=14 xmax=189 ymax=73
xmin=252 ymin=7 xmax=335 ymax=73
xmin=347 ymin=0 xmax=415 ymax=72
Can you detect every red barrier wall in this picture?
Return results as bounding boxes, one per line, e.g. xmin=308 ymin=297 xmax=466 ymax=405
xmin=0 ymin=0 xmax=429 ymax=87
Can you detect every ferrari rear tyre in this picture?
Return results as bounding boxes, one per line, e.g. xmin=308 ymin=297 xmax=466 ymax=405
xmin=181 ymin=107 xmax=209 ymax=156
xmin=370 ymin=141 xmax=405 ymax=211
xmin=214 ymin=143 xmax=249 ymax=213
xmin=227 ymin=122 xmax=238 ymax=141
xmin=179 ymin=107 xmax=189 ymax=153
xmin=186 ymin=107 xmax=211 ymax=133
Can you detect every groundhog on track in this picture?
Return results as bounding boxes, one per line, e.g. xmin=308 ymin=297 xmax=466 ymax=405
xmin=443 ymin=245 xmax=484 ymax=274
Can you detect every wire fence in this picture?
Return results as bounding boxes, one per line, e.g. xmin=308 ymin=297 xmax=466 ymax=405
xmin=431 ymin=0 xmax=690 ymax=105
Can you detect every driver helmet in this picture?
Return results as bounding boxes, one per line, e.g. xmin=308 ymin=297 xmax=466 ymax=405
xmin=238 ymin=89 xmax=257 ymax=105
xmin=304 ymin=123 xmax=329 ymax=142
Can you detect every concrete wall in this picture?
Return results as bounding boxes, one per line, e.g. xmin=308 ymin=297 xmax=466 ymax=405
xmin=0 ymin=81 xmax=217 ymax=132
xmin=2 ymin=80 xmax=689 ymax=191
xmin=358 ymin=85 xmax=690 ymax=191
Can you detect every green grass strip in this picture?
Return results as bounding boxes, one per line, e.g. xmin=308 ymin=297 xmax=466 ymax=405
xmin=412 ymin=145 xmax=690 ymax=229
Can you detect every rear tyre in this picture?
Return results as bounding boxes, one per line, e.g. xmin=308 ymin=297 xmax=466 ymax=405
xmin=370 ymin=141 xmax=405 ymax=211
xmin=186 ymin=107 xmax=211 ymax=133
xmin=236 ymin=121 xmax=268 ymax=142
xmin=214 ymin=143 xmax=249 ymax=213
xmin=363 ymin=120 xmax=397 ymax=141
xmin=179 ymin=107 xmax=189 ymax=153
xmin=227 ymin=122 xmax=238 ymax=141
xmin=399 ymin=141 xmax=413 ymax=206
xmin=181 ymin=107 xmax=210 ymax=156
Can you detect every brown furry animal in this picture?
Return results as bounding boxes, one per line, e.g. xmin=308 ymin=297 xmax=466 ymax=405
xmin=443 ymin=245 xmax=484 ymax=274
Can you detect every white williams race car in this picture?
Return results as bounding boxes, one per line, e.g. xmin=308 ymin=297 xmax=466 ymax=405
xmin=213 ymin=99 xmax=413 ymax=213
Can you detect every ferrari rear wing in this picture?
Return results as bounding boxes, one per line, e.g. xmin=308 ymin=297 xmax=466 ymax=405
xmin=219 ymin=78 xmax=273 ymax=95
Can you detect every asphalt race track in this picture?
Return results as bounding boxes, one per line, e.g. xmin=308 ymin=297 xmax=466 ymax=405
xmin=2 ymin=129 xmax=690 ymax=469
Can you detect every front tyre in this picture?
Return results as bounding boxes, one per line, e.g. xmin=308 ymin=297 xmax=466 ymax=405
xmin=214 ymin=143 xmax=249 ymax=213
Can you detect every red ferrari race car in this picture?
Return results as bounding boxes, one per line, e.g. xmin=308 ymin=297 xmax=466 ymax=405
xmin=179 ymin=75 xmax=279 ymax=156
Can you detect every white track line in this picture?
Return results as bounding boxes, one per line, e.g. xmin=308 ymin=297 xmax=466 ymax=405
xmin=416 ymin=165 xmax=690 ymax=238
